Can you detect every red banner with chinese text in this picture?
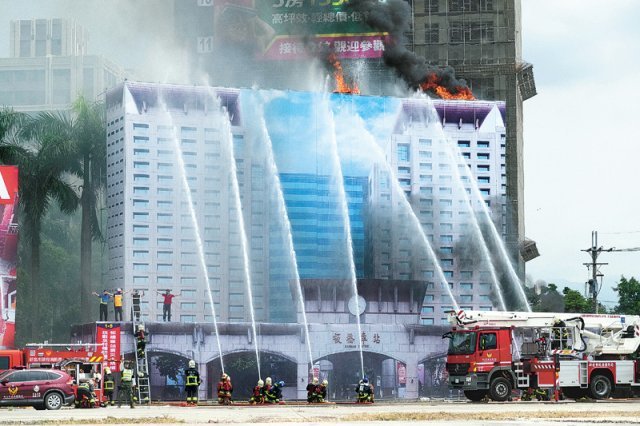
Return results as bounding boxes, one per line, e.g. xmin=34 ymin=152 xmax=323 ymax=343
xmin=96 ymin=323 xmax=121 ymax=372
xmin=0 ymin=166 xmax=19 ymax=349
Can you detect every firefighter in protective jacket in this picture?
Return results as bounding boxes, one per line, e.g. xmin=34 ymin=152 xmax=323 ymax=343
xmin=217 ymin=373 xmax=233 ymax=405
xmin=103 ymin=367 xmax=116 ymax=406
xmin=249 ymin=379 xmax=264 ymax=404
xmin=185 ymin=360 xmax=201 ymax=405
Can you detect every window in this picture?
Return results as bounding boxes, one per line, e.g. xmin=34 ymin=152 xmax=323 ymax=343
xmin=479 ymin=333 xmax=497 ymax=350
xmin=133 ymin=199 xmax=149 ymax=208
xmin=133 ymin=238 xmax=148 ymax=246
xmin=460 ymin=283 xmax=473 ymax=291
xmin=477 ymin=153 xmax=490 ymax=160
xmin=397 ymin=144 xmax=410 ymax=162
xmin=133 ymin=276 xmax=148 ymax=284
xmin=181 ymin=302 xmax=196 ymax=311
xmin=460 ymin=295 xmax=473 ymax=303
xmin=157 ymin=264 xmax=172 ymax=273
xmin=133 ymin=225 xmax=148 ymax=234
xmin=132 ymin=250 xmax=148 ymax=259
xmin=425 ymin=23 xmax=439 ymax=43
xmin=133 ymin=212 xmax=149 ymax=221
xmin=133 ymin=161 xmax=149 ymax=170
xmin=460 ymin=271 xmax=473 ymax=279
xmin=157 ymin=251 xmax=172 ymax=260
xmin=477 ymin=165 xmax=490 ymax=172
xmin=424 ymin=0 xmax=439 ymax=13
xmin=478 ymin=176 xmax=490 ymax=184
xmin=477 ymin=141 xmax=490 ymax=148
xmin=458 ymin=140 xmax=470 ymax=148
xmin=133 ymin=187 xmax=149 ymax=195
xmin=181 ymin=315 xmax=196 ymax=323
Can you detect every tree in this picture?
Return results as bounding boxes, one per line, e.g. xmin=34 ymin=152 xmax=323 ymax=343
xmin=70 ymin=97 xmax=106 ymax=322
xmin=533 ymin=283 xmax=565 ymax=312
xmin=614 ymin=276 xmax=640 ymax=315
xmin=0 ymin=111 xmax=79 ymax=339
xmin=562 ymin=287 xmax=591 ymax=313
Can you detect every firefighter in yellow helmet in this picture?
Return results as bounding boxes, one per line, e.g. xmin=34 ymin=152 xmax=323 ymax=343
xmin=184 ymin=360 xmax=201 ymax=406
xmin=103 ymin=367 xmax=116 ymax=406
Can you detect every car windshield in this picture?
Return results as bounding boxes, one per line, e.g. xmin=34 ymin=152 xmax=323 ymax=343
xmin=0 ymin=370 xmax=14 ymax=381
xmin=448 ymin=332 xmax=477 ymax=355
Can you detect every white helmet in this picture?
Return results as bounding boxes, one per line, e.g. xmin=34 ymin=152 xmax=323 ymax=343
xmin=322 ymin=379 xmax=328 ymax=386
xmin=265 ymin=377 xmax=272 ymax=385
xmin=312 ymin=377 xmax=318 ymax=385
xmin=104 ymin=367 xmax=111 ymax=375
xmin=188 ymin=360 xmax=196 ymax=368
xmin=257 ymin=379 xmax=264 ymax=387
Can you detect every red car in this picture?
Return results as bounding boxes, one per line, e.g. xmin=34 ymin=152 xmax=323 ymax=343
xmin=0 ymin=369 xmax=75 ymax=410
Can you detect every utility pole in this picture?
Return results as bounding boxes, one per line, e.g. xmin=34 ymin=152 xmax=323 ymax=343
xmin=581 ymin=231 xmax=609 ymax=314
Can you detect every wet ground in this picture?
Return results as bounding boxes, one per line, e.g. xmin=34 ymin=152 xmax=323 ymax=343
xmin=1 ymin=399 xmax=640 ymax=425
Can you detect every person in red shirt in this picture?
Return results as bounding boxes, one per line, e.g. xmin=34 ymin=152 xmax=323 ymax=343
xmin=157 ymin=289 xmax=179 ymax=322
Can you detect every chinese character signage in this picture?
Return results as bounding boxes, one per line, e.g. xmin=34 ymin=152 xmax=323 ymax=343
xmin=332 ymin=331 xmax=381 ymax=349
xmin=0 ymin=166 xmax=18 ymax=349
xmin=96 ymin=323 xmax=121 ymax=372
xmin=214 ymin=0 xmax=388 ymax=60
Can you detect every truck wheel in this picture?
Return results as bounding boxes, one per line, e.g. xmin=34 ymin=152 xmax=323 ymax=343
xmin=489 ymin=377 xmax=512 ymax=402
xmin=464 ymin=390 xmax=487 ymax=402
xmin=44 ymin=391 xmax=64 ymax=410
xmin=589 ymin=375 xmax=612 ymax=400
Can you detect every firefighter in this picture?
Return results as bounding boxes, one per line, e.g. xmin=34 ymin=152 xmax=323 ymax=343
xmin=306 ymin=377 xmax=320 ymax=403
xmin=551 ymin=318 xmax=569 ymax=349
xmin=263 ymin=377 xmax=277 ymax=403
xmin=75 ymin=379 xmax=96 ymax=408
xmin=184 ymin=360 xmax=201 ymax=406
xmin=92 ymin=290 xmax=112 ymax=321
xmin=217 ymin=373 xmax=233 ymax=405
xmin=319 ymin=379 xmax=328 ymax=402
xmin=355 ymin=377 xmax=374 ymax=403
xmin=118 ymin=361 xmax=136 ymax=408
xmin=113 ymin=288 xmax=124 ymax=321
xmin=270 ymin=380 xmax=285 ymax=404
xmin=249 ymin=379 xmax=264 ymax=404
xmin=103 ymin=367 xmax=116 ymax=406
xmin=132 ymin=289 xmax=143 ymax=321
xmin=136 ymin=324 xmax=146 ymax=358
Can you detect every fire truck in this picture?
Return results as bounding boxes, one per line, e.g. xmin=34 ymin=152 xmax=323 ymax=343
xmin=444 ymin=310 xmax=640 ymax=401
xmin=0 ymin=343 xmax=109 ymax=405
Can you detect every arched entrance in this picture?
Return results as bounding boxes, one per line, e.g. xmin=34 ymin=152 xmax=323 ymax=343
xmin=418 ymin=353 xmax=448 ymax=397
xmin=315 ymin=351 xmax=406 ymax=401
xmin=146 ymin=350 xmax=190 ymax=401
xmin=207 ymin=351 xmax=297 ymax=400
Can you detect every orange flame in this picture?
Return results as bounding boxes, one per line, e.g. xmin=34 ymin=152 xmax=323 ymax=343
xmin=329 ymin=54 xmax=360 ymax=95
xmin=419 ymin=74 xmax=475 ymax=100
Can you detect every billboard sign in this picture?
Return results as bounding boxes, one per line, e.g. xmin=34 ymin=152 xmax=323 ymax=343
xmin=213 ymin=0 xmax=387 ymax=60
xmin=96 ymin=323 xmax=122 ymax=372
xmin=0 ymin=166 xmax=18 ymax=349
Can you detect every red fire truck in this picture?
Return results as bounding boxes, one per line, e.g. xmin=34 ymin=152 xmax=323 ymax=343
xmin=0 ymin=343 xmax=109 ymax=406
xmin=445 ymin=310 xmax=640 ymax=401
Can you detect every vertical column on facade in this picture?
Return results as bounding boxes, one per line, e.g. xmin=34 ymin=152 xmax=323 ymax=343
xmin=296 ymin=360 xmax=309 ymax=400
xmin=198 ymin=361 xmax=208 ymax=402
xmin=404 ymin=353 xmax=420 ymax=399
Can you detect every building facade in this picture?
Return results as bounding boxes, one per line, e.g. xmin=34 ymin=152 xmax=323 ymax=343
xmin=0 ymin=19 xmax=124 ymax=112
xmin=366 ymin=99 xmax=508 ymax=323
xmin=407 ymin=0 xmax=537 ymax=275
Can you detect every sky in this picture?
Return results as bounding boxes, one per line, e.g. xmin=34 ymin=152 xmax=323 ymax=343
xmin=1 ymin=0 xmax=639 ymax=307
xmin=521 ymin=0 xmax=640 ymax=306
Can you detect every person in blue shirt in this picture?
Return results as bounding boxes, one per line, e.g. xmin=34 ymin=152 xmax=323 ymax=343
xmin=92 ymin=290 xmax=112 ymax=321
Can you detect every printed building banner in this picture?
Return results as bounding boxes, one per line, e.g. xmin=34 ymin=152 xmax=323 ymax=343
xmin=0 ymin=166 xmax=18 ymax=349
xmin=213 ymin=0 xmax=388 ymax=60
xmin=96 ymin=323 xmax=121 ymax=372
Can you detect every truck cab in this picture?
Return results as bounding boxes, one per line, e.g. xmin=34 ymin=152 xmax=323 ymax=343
xmin=445 ymin=327 xmax=515 ymax=401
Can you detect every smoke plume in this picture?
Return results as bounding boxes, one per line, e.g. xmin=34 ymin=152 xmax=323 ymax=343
xmin=345 ymin=0 xmax=470 ymax=94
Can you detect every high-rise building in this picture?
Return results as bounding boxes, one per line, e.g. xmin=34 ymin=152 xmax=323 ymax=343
xmin=0 ymin=19 xmax=125 ymax=112
xmin=366 ymin=98 xmax=508 ymax=323
xmin=407 ymin=0 xmax=537 ymax=275
xmin=9 ymin=19 xmax=88 ymax=58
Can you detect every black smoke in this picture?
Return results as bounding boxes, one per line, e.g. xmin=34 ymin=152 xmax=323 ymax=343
xmin=345 ymin=0 xmax=469 ymax=92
